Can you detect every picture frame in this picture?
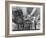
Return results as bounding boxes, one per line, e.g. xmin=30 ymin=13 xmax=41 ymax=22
xmin=5 ymin=1 xmax=45 ymax=37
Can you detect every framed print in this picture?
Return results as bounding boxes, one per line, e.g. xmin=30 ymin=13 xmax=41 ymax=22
xmin=5 ymin=1 xmax=45 ymax=37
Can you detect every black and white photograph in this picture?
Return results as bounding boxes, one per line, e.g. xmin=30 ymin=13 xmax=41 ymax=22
xmin=5 ymin=1 xmax=45 ymax=37
xmin=12 ymin=7 xmax=40 ymax=31
xmin=8 ymin=3 xmax=44 ymax=35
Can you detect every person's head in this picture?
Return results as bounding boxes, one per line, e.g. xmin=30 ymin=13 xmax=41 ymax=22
xmin=14 ymin=9 xmax=23 ymax=17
